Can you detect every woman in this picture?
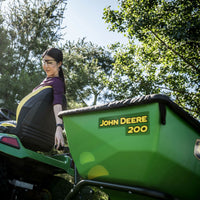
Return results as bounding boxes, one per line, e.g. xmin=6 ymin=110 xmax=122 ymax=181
xmin=33 ymin=47 xmax=66 ymax=150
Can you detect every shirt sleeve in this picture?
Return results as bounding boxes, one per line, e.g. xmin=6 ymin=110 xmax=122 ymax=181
xmin=52 ymin=78 xmax=65 ymax=105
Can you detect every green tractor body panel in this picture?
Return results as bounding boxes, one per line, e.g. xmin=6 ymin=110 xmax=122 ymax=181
xmin=59 ymin=94 xmax=200 ymax=199
xmin=0 ymin=133 xmax=74 ymax=177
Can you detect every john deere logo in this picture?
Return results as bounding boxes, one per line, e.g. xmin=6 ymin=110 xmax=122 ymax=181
xmin=194 ymin=139 xmax=200 ymax=160
xmin=99 ymin=112 xmax=149 ymax=136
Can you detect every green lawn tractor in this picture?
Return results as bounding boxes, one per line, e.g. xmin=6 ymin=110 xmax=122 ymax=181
xmin=0 ymin=88 xmax=200 ymax=200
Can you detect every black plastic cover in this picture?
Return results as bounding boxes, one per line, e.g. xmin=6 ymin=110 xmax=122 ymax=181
xmin=16 ymin=88 xmax=56 ymax=152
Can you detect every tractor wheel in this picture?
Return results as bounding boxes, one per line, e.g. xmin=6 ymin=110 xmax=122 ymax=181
xmin=45 ymin=176 xmax=73 ymax=200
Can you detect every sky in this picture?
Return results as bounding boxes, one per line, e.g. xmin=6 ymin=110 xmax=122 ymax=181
xmin=1 ymin=0 xmax=128 ymax=47
xmin=62 ymin=0 xmax=128 ymax=47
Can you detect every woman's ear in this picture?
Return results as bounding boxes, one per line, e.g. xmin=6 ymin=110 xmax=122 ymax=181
xmin=57 ymin=61 xmax=62 ymax=68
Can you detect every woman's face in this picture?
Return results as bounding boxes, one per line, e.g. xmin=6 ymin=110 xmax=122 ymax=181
xmin=42 ymin=55 xmax=62 ymax=77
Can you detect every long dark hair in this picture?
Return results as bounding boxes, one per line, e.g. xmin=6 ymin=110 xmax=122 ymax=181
xmin=42 ymin=48 xmax=66 ymax=93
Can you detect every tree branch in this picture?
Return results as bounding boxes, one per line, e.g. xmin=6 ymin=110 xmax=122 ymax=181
xmin=151 ymin=30 xmax=200 ymax=74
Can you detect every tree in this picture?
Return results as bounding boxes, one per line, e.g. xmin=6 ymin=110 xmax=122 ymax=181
xmin=63 ymin=39 xmax=114 ymax=108
xmin=103 ymin=0 xmax=200 ymax=119
xmin=0 ymin=0 xmax=67 ymax=111
xmin=0 ymin=12 xmax=13 ymax=108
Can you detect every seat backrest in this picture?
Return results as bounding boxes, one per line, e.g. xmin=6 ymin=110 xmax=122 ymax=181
xmin=15 ymin=86 xmax=56 ymax=152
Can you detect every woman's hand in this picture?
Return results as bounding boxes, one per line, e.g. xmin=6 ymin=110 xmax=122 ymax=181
xmin=55 ymin=126 xmax=65 ymax=149
xmin=53 ymin=104 xmax=65 ymax=149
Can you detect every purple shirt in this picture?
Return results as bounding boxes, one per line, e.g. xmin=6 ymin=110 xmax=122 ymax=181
xmin=33 ymin=77 xmax=64 ymax=105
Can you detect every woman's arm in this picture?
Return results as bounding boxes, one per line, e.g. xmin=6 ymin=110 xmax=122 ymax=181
xmin=53 ymin=104 xmax=65 ymax=149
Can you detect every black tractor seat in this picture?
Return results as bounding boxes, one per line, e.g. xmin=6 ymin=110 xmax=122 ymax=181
xmin=0 ymin=86 xmax=56 ymax=152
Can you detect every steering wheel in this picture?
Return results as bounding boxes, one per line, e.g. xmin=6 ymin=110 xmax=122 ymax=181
xmin=0 ymin=108 xmax=16 ymax=121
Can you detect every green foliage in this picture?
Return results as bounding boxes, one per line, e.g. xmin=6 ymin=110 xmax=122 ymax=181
xmin=103 ymin=0 xmax=200 ymax=119
xmin=0 ymin=0 xmax=67 ymax=111
xmin=0 ymin=13 xmax=15 ymax=109
xmin=63 ymin=39 xmax=114 ymax=108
